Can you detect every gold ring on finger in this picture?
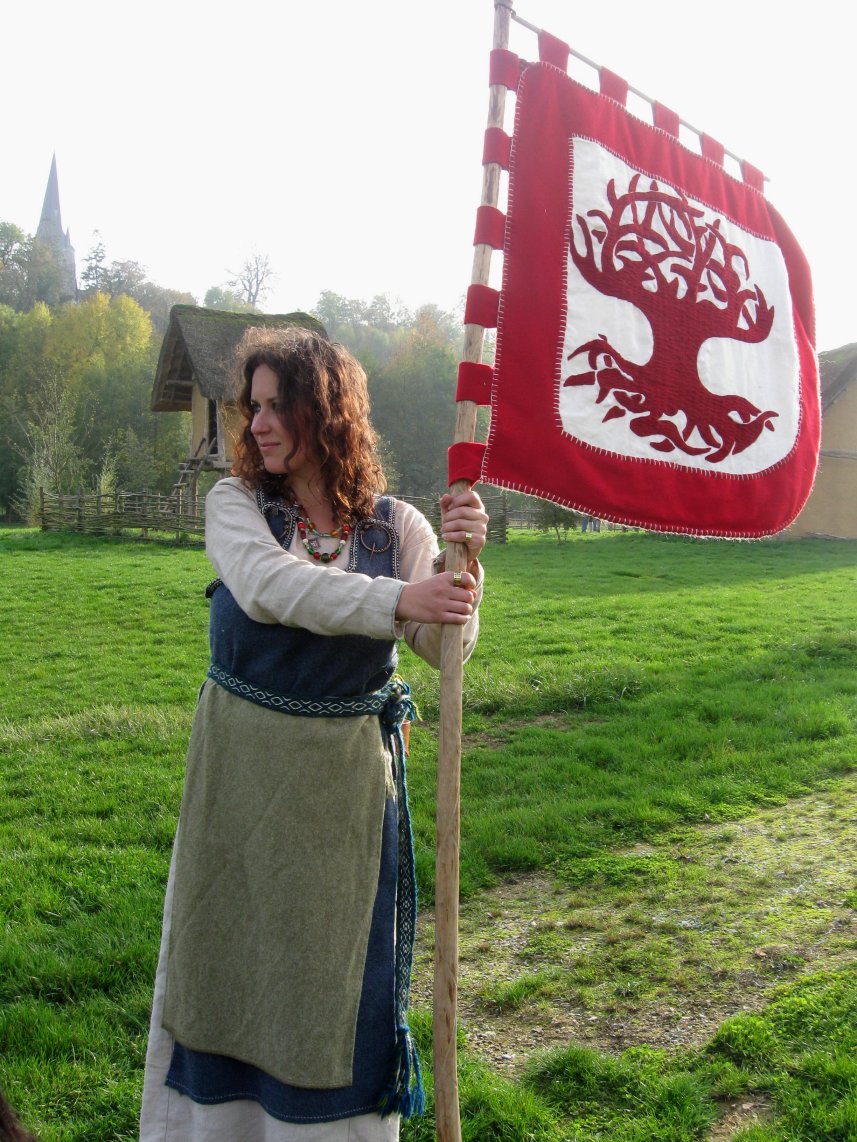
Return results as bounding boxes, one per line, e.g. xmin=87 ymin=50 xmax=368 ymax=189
xmin=464 ymin=531 xmax=473 ymax=541
xmin=452 ymin=570 xmax=463 ymax=587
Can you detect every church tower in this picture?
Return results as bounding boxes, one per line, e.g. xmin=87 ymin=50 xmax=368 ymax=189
xmin=35 ymin=154 xmax=78 ymax=302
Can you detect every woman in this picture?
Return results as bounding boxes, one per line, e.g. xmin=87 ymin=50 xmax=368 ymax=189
xmin=0 ymin=1088 xmax=38 ymax=1142
xmin=140 ymin=326 xmax=487 ymax=1141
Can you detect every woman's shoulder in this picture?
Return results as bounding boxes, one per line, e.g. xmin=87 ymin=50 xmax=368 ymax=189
xmin=206 ymin=476 xmax=254 ymax=505
xmin=204 ymin=478 xmax=262 ymax=529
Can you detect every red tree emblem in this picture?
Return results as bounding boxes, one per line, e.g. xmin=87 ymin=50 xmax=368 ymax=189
xmin=566 ymin=174 xmax=778 ymax=463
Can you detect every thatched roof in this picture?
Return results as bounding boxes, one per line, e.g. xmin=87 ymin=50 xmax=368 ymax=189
xmin=818 ymin=342 xmax=857 ymax=412
xmin=151 ymin=305 xmax=327 ymax=412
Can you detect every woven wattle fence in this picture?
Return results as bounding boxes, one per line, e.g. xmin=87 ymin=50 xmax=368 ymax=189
xmin=37 ymin=488 xmax=511 ymax=544
xmin=403 ymin=491 xmax=509 ymax=544
xmin=38 ymin=489 xmax=206 ymax=540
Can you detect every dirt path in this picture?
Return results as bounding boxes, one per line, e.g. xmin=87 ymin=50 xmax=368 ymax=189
xmin=411 ymin=771 xmax=857 ymax=1079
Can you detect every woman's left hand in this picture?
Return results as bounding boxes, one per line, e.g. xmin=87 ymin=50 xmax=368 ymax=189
xmin=439 ymin=489 xmax=489 ymax=563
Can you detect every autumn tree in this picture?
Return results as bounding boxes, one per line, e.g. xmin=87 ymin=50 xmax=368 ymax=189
xmin=0 ymin=222 xmax=32 ymax=309
xmin=0 ymin=226 xmax=197 ymax=515
xmin=0 ymin=293 xmax=187 ymax=517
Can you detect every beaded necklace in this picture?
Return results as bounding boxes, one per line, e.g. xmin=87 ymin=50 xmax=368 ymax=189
xmin=294 ymin=504 xmax=351 ymax=563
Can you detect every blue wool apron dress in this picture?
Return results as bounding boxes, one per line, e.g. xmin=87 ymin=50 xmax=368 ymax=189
xmin=158 ymin=492 xmax=423 ymax=1126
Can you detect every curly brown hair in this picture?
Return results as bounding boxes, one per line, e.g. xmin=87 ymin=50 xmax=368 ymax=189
xmin=231 ymin=326 xmax=386 ymax=522
xmin=0 ymin=1086 xmax=38 ymax=1141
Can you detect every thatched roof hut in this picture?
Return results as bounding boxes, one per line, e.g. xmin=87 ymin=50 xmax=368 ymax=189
xmin=151 ymin=305 xmax=325 ymax=412
xmin=789 ymin=342 xmax=857 ymax=538
xmin=151 ymin=305 xmax=325 ymax=494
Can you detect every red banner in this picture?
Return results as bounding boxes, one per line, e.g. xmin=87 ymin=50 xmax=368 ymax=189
xmin=480 ymin=63 xmax=820 ymax=537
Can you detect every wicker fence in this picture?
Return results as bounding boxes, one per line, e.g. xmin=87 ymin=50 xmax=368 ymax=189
xmin=398 ymin=490 xmax=511 ymax=544
xmin=39 ymin=489 xmax=205 ymax=540
xmin=37 ymin=487 xmax=517 ymax=544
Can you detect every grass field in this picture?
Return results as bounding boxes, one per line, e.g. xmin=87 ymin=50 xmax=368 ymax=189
xmin=1 ymin=525 xmax=855 ymax=1140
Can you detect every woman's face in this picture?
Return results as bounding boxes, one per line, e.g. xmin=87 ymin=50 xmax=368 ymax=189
xmin=249 ymin=364 xmax=313 ymax=478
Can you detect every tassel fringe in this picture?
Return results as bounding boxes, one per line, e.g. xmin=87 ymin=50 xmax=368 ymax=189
xmin=378 ymin=1025 xmax=426 ymax=1120
xmin=378 ymin=678 xmax=426 ymax=1121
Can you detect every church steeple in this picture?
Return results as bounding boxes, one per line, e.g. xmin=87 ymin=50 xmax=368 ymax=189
xmin=37 ymin=154 xmax=64 ymax=237
xmin=34 ymin=154 xmax=77 ymax=303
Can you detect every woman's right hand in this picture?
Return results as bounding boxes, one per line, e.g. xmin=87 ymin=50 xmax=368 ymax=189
xmin=395 ymin=570 xmax=477 ymax=625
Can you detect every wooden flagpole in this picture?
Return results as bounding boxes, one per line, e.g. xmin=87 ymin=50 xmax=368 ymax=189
xmin=433 ymin=3 xmax=513 ymax=1138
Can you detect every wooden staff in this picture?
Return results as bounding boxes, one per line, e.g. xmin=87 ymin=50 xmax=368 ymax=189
xmin=433 ymin=3 xmax=513 ymax=1138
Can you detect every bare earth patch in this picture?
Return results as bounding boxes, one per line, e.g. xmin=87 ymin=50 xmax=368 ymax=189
xmin=707 ymin=1095 xmax=775 ymax=1140
xmin=411 ymin=771 xmax=857 ymax=1095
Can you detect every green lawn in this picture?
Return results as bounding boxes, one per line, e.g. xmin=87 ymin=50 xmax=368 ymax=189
xmin=1 ymin=526 xmax=855 ymax=1140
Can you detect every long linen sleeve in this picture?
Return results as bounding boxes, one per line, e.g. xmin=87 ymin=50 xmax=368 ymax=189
xmin=204 ymin=477 xmax=482 ymax=665
xmin=205 ymin=479 xmax=404 ymax=638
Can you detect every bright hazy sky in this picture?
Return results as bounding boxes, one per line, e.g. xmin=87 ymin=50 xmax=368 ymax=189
xmin=5 ymin=0 xmax=853 ymax=351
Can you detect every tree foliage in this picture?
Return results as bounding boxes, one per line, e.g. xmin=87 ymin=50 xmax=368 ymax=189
xmin=310 ymin=291 xmax=466 ymax=496
xmin=79 ymin=236 xmax=195 ymax=332
xmin=14 ymin=366 xmax=88 ymax=520
xmin=80 ymin=233 xmax=108 ymax=293
xmin=0 ymin=204 xmax=477 ymax=517
xmin=0 ymin=222 xmax=32 ymax=309
xmin=26 ymin=241 xmax=69 ymax=310
xmin=203 ymin=286 xmax=254 ymax=313
xmin=132 ymin=281 xmax=197 ymax=335
xmin=0 ymin=293 xmax=187 ymax=517
xmin=0 ymin=215 xmax=75 ymax=310
xmin=100 ymin=258 xmax=148 ymax=300
xmin=365 ymin=305 xmax=461 ymax=496
xmin=535 ymin=499 xmax=580 ymax=543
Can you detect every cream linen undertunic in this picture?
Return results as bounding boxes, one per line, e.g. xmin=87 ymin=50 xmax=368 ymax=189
xmin=139 ymin=479 xmax=482 ymax=1142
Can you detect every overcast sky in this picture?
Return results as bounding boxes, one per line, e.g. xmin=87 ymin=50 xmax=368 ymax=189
xmin=5 ymin=0 xmax=852 ymax=351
